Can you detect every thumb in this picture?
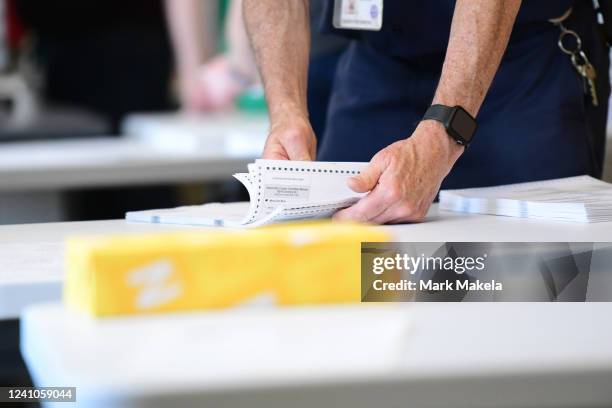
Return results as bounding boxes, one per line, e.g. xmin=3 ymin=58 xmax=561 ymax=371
xmin=348 ymin=160 xmax=384 ymax=193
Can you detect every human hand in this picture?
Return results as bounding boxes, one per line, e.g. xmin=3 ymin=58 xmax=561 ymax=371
xmin=177 ymin=55 xmax=250 ymax=112
xmin=197 ymin=55 xmax=249 ymax=110
xmin=262 ymin=111 xmax=317 ymax=161
xmin=333 ymin=120 xmax=464 ymax=224
xmin=177 ymin=69 xmax=209 ymax=112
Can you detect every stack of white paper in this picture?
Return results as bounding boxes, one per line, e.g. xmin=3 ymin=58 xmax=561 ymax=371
xmin=126 ymin=159 xmax=367 ymax=227
xmin=439 ymin=175 xmax=612 ymax=223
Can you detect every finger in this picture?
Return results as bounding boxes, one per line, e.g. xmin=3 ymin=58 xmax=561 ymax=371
xmin=309 ymin=141 xmax=317 ymax=161
xmin=347 ymin=157 xmax=386 ymax=193
xmin=370 ymin=202 xmax=411 ymax=225
xmin=387 ymin=210 xmax=429 ymax=224
xmin=262 ymin=141 xmax=290 ymax=160
xmin=372 ymin=203 xmax=428 ymax=225
xmin=333 ymin=187 xmax=389 ymax=222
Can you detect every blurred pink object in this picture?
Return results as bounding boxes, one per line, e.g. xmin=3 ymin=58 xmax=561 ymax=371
xmin=183 ymin=55 xmax=251 ymax=112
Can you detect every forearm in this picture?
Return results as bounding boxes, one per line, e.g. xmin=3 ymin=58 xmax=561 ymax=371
xmin=225 ymin=0 xmax=257 ymax=80
xmin=433 ymin=0 xmax=521 ymax=117
xmin=165 ymin=0 xmax=218 ymax=76
xmin=243 ymin=0 xmax=310 ymax=121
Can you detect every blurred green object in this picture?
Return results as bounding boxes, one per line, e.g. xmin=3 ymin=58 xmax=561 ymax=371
xmin=236 ymin=86 xmax=268 ymax=113
xmin=216 ymin=1 xmax=267 ymax=114
xmin=219 ymin=0 xmax=229 ymax=19
xmin=218 ymin=0 xmax=229 ymax=52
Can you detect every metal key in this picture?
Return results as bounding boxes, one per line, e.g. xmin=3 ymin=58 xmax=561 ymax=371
xmin=572 ymin=51 xmax=599 ymax=107
xmin=582 ymin=61 xmax=599 ymax=107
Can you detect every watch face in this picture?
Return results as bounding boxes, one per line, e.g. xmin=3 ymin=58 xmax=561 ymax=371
xmin=450 ymin=108 xmax=477 ymax=142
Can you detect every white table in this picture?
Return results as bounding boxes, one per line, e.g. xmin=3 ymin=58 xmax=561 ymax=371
xmin=0 ymin=112 xmax=268 ymax=192
xmin=4 ymin=208 xmax=612 ymax=407
xmin=20 ymin=302 xmax=612 ymax=408
xmin=0 ymin=112 xmax=269 ymax=224
xmin=0 ymin=219 xmax=202 ymax=320
xmin=2 ymin=205 xmax=612 ymax=320
xmin=121 ymin=111 xmax=269 ymax=155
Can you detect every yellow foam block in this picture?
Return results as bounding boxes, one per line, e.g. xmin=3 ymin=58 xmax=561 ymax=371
xmin=64 ymin=222 xmax=390 ymax=317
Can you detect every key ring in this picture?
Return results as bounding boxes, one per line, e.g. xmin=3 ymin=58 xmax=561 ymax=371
xmin=549 ymin=7 xmax=582 ymax=55
xmin=548 ymin=7 xmax=572 ymax=25
xmin=550 ymin=6 xmax=599 ymax=107
xmin=558 ymin=28 xmax=582 ymax=55
xmin=571 ymin=50 xmax=591 ymax=69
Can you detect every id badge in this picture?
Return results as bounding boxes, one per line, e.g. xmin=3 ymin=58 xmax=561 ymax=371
xmin=333 ymin=0 xmax=383 ymax=31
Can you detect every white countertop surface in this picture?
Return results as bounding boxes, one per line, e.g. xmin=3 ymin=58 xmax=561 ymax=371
xmin=0 ymin=112 xmax=269 ymax=191
xmin=20 ymin=302 xmax=612 ymax=408
xmin=1 ymin=204 xmax=612 ymax=319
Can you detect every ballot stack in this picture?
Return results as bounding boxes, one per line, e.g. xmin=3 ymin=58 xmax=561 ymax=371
xmin=64 ymin=222 xmax=390 ymax=317
xmin=439 ymin=175 xmax=612 ymax=223
xmin=126 ymin=159 xmax=369 ymax=228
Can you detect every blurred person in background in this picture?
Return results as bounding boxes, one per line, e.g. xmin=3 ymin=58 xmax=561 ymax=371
xmin=11 ymin=0 xmax=195 ymax=220
xmin=166 ymin=0 xmax=248 ymax=112
xmin=167 ymin=0 xmax=348 ymax=144
xmin=14 ymin=0 xmax=175 ymax=133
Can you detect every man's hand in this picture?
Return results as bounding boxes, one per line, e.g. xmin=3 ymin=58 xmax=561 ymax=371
xmin=244 ymin=0 xmax=312 ymax=160
xmin=335 ymin=0 xmax=520 ymax=224
xmin=262 ymin=112 xmax=317 ymax=161
xmin=334 ymin=121 xmax=463 ymax=224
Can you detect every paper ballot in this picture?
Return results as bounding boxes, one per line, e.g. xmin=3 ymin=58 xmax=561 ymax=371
xmin=126 ymin=160 xmax=368 ymax=227
xmin=439 ymin=175 xmax=612 ymax=223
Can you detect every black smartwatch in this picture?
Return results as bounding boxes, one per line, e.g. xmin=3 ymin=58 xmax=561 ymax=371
xmin=422 ymin=104 xmax=477 ymax=148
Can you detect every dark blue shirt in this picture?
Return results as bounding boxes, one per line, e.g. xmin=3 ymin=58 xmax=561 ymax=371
xmin=319 ymin=0 xmax=575 ymax=61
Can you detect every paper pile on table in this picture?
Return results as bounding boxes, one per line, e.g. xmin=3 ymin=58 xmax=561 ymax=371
xmin=127 ymin=159 xmax=367 ymax=227
xmin=439 ymin=175 xmax=612 ymax=223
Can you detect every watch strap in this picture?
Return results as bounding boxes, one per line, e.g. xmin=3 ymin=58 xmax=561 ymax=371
xmin=422 ymin=104 xmax=453 ymax=124
xmin=423 ymin=104 xmax=476 ymax=148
